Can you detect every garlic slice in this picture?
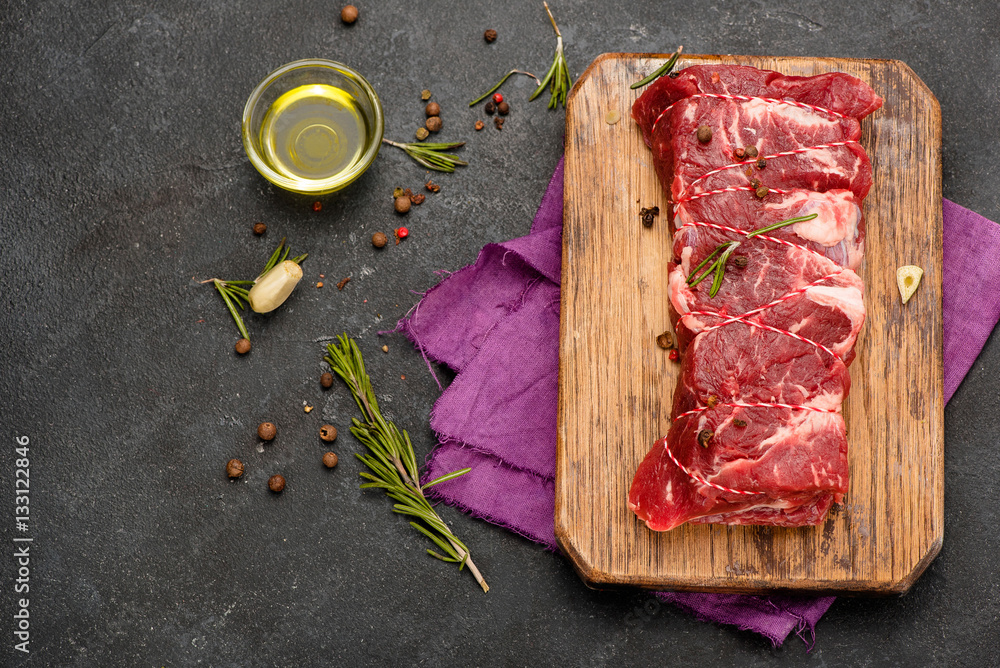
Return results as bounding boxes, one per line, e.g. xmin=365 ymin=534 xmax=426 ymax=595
xmin=896 ymin=265 xmax=923 ymax=304
xmin=248 ymin=260 xmax=303 ymax=313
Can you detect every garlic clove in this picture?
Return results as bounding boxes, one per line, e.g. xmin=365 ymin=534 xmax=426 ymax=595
xmin=248 ymin=260 xmax=303 ymax=313
xmin=896 ymin=265 xmax=923 ymax=305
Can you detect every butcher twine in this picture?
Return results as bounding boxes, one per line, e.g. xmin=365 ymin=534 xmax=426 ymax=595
xmin=661 ymin=95 xmax=858 ymax=497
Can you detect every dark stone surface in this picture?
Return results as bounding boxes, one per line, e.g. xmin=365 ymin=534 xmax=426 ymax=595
xmin=2 ymin=1 xmax=998 ymax=665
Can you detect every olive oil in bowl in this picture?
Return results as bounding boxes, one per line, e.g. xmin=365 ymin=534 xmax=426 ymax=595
xmin=260 ymin=84 xmax=366 ymax=182
xmin=242 ymin=59 xmax=383 ymax=195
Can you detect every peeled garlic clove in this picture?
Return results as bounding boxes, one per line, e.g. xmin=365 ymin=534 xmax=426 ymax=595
xmin=248 ymin=260 xmax=303 ymax=313
xmin=896 ymin=265 xmax=923 ymax=304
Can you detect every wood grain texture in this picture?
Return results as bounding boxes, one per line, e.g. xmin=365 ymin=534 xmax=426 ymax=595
xmin=556 ymin=54 xmax=943 ymax=595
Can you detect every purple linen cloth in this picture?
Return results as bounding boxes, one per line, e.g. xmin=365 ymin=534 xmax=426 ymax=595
xmin=398 ymin=158 xmax=999 ymax=646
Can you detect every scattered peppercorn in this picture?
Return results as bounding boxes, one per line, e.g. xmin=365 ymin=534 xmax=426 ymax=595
xmin=421 ymin=89 xmax=432 ymax=101
xmin=497 ymin=101 xmax=510 ymax=115
xmin=425 ymin=101 xmax=441 ymax=117
xmin=268 ymin=474 xmax=286 ymax=493
xmin=395 ymin=226 xmax=409 ymax=243
xmin=484 ymin=28 xmax=497 ymax=42
xmin=410 ymin=193 xmax=426 ymax=205
xmin=733 ymin=418 xmax=748 ymax=427
xmin=706 ymin=395 xmax=719 ymax=409
xmin=745 ymin=167 xmax=754 ymax=177
xmin=340 ymin=5 xmax=358 ymax=24
xmin=381 ymin=345 xmax=389 ymax=353
xmin=493 ymin=93 xmax=503 ymax=104
xmin=669 ymin=70 xmax=681 ymax=79
xmin=425 ymin=116 xmax=442 ymax=132
xmin=304 ymin=404 xmax=313 ymax=413
xmin=696 ymin=125 xmax=712 ymax=143
xmin=394 ymin=196 xmax=412 ymax=214
xmin=697 ymin=429 xmax=714 ymax=448
xmin=734 ymin=256 xmax=749 ymax=268
xmin=235 ymin=338 xmax=251 ymax=355
xmin=323 ymin=452 xmax=339 ymax=468
xmin=425 ymin=181 xmax=441 ymax=193
xmin=494 ymin=117 xmax=504 ymax=130
xmin=668 ymin=349 xmax=679 ymax=361
xmin=734 ymin=147 xmax=746 ymax=160
xmin=336 ymin=276 xmax=351 ymax=290
xmin=415 ymin=127 xmax=429 ymax=141
xmin=475 ymin=120 xmax=485 ymax=131
xmin=756 ymin=157 xmax=766 ymax=169
xmin=484 ymin=101 xmax=496 ymax=115
xmin=312 ymin=201 xmax=322 ymax=212
xmin=320 ymin=372 xmax=334 ymax=388
xmin=319 ymin=425 xmax=338 ymax=442
xmin=253 ymin=222 xmax=267 ymax=235
xmin=750 ymin=178 xmax=761 ymax=189
xmin=372 ymin=232 xmax=388 ymax=248
xmin=755 ymin=186 xmax=769 ymax=198
xmin=656 ymin=331 xmax=673 ymax=349
xmin=393 ymin=187 xmax=405 ymax=198
xmin=745 ymin=145 xmax=759 ymax=158
xmin=316 ymin=281 xmax=324 ymax=288
xmin=226 ymin=458 xmax=244 ymax=478
xmin=640 ymin=206 xmax=660 ymax=228
xmin=258 ymin=422 xmax=277 ymax=441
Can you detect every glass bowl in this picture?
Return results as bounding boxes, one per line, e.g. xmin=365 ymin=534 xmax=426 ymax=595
xmin=242 ymin=59 xmax=383 ymax=195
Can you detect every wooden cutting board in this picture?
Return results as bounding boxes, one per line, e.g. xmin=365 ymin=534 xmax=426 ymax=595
xmin=556 ymin=54 xmax=943 ymax=594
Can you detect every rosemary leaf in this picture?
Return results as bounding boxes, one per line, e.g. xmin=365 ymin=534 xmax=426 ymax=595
xmin=324 ymin=334 xmax=488 ymax=592
xmin=630 ymin=46 xmax=684 ymax=89
xmin=469 ymin=69 xmax=542 ymax=106
xmin=214 ymin=279 xmax=250 ymax=340
xmin=709 ymin=242 xmax=742 ymax=297
xmin=423 ymin=468 xmax=473 ymax=490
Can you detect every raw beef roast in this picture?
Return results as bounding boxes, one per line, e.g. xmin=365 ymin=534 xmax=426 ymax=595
xmin=628 ymin=65 xmax=882 ymax=531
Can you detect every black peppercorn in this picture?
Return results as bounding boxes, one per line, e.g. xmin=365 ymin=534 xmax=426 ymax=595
xmin=755 ymin=186 xmax=769 ymax=198
xmin=484 ymin=29 xmax=497 ymax=42
xmin=484 ymin=101 xmax=496 ymax=115
xmin=734 ymin=256 xmax=749 ymax=268
xmin=756 ymin=157 xmax=766 ymax=169
xmin=745 ymin=145 xmax=759 ymax=158
xmin=320 ymin=372 xmax=334 ymax=388
xmin=656 ymin=331 xmax=673 ymax=349
xmin=697 ymin=430 xmax=714 ymax=448
xmin=497 ymin=101 xmax=510 ymax=115
xmin=734 ymin=147 xmax=746 ymax=160
xmin=253 ymin=222 xmax=267 ymax=235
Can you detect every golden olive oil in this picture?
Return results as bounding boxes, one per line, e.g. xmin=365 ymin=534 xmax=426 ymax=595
xmin=259 ymin=83 xmax=367 ymax=184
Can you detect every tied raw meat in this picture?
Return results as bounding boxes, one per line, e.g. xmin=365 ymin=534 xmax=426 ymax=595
xmin=628 ymin=65 xmax=883 ymax=531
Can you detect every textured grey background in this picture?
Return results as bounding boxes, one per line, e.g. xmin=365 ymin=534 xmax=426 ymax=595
xmin=2 ymin=0 xmax=999 ymax=666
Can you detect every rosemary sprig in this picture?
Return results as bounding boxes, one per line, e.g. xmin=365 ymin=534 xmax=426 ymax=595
xmin=685 ymin=214 xmax=818 ymax=298
xmin=529 ymin=2 xmax=573 ymax=109
xmin=746 ymin=213 xmax=817 ymax=239
xmin=630 ymin=45 xmax=684 ymax=89
xmin=324 ymin=334 xmax=489 ymax=593
xmin=200 ymin=237 xmax=307 ymax=339
xmin=382 ymin=139 xmax=468 ymax=173
xmin=469 ymin=69 xmax=542 ymax=106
